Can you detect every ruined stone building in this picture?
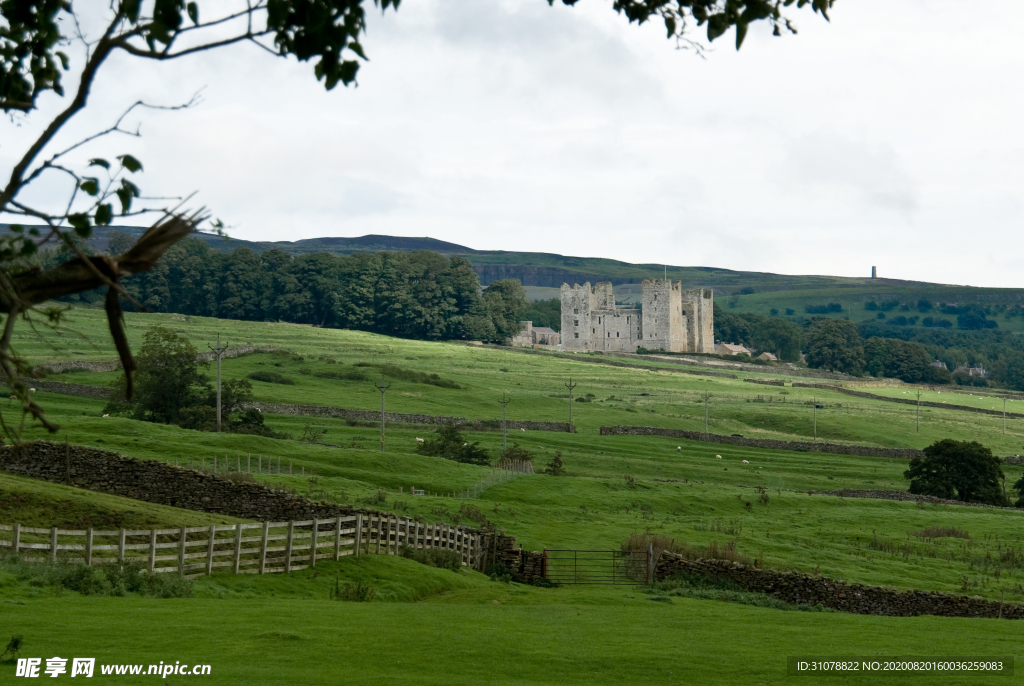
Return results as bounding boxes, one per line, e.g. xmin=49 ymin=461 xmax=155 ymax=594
xmin=560 ymin=280 xmax=713 ymax=353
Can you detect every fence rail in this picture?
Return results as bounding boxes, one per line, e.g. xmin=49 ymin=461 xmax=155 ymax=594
xmin=0 ymin=515 xmax=486 ymax=578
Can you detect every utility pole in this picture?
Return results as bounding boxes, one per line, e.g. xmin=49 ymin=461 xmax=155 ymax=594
xmin=916 ymin=390 xmax=922 ymax=433
xmin=499 ymin=393 xmax=511 ymax=452
xmin=702 ymin=391 xmax=711 ymax=439
xmin=376 ymin=377 xmax=391 ymax=452
xmin=208 ymin=334 xmax=229 ymax=432
xmin=565 ymin=378 xmax=577 ymax=430
xmin=813 ymin=397 xmax=817 ymax=442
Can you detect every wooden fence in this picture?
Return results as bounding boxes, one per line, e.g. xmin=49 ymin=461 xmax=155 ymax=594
xmin=0 ymin=515 xmax=487 ymax=578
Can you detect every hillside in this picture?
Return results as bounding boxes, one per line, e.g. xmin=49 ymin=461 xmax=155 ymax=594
xmin=12 ymin=224 xmax=1024 ymax=330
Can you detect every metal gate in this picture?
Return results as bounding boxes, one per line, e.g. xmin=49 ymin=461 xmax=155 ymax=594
xmin=543 ymin=548 xmax=654 ymax=585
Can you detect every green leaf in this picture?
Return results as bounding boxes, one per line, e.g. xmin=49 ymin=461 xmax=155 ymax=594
xmin=56 ymin=51 xmax=69 ymax=70
xmin=20 ymin=239 xmax=37 ymax=256
xmin=68 ymin=213 xmax=92 ymax=238
xmin=118 ymin=154 xmax=143 ymax=173
xmin=27 ymin=227 xmax=39 ymax=237
xmin=187 ymin=2 xmax=198 ymax=24
xmin=88 ymin=158 xmax=110 ymax=169
xmin=80 ymin=177 xmax=100 ymax=196
xmin=348 ymin=41 xmax=368 ymax=60
xmin=123 ymin=0 xmax=141 ymax=23
xmin=116 ymin=178 xmax=140 ymax=215
xmin=735 ymin=22 xmax=748 ymax=50
xmin=664 ymin=15 xmax=676 ymax=38
xmin=95 ymin=203 xmax=113 ymax=226
xmin=9 ymin=224 xmax=23 ymax=234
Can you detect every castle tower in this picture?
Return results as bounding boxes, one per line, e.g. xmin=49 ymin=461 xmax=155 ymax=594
xmin=561 ymin=283 xmax=595 ymax=350
xmin=681 ymin=287 xmax=715 ymax=353
xmin=640 ymin=279 xmax=686 ymax=352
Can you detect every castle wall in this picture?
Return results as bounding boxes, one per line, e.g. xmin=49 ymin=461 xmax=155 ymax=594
xmin=592 ymin=308 xmax=641 ymax=352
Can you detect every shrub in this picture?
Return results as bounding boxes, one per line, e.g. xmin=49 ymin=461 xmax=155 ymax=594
xmin=417 ymin=424 xmax=490 ymax=465
xmin=247 ymin=371 xmax=295 ymax=385
xmin=910 ymin=526 xmax=970 ymax=539
xmin=543 ymin=452 xmax=566 ymax=476
xmin=0 ymin=556 xmax=192 ymax=598
xmin=904 ymin=439 xmax=1009 ymax=506
xmin=353 ymin=363 xmax=460 ymax=389
xmin=314 ymin=369 xmax=369 ymax=382
xmin=329 ymin=578 xmax=376 ymax=602
xmin=499 ymin=443 xmax=532 ymax=462
xmin=399 ymin=546 xmax=462 ymax=572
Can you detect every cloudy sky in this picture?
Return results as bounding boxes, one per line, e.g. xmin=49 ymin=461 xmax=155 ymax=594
xmin=5 ymin=0 xmax=1023 ymax=286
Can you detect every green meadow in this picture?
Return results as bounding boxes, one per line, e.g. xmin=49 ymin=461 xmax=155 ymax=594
xmin=2 ymin=307 xmax=1024 ymax=684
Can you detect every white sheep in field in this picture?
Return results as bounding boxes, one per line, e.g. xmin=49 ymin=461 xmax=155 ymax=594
xmin=715 ymin=455 xmax=722 ymax=460
xmin=742 ymin=460 xmax=749 ymax=464
xmin=415 ymin=437 xmax=424 ymax=443
xmin=677 ymin=446 xmax=682 ymax=450
xmin=102 ymin=414 xmax=109 ymax=418
xmin=521 ymin=428 xmax=526 ymax=432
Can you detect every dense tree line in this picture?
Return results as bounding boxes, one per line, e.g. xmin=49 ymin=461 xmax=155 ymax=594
xmin=713 ymin=306 xmax=803 ymax=362
xmin=803 ymin=318 xmax=1024 ymax=390
xmin=47 ymin=236 xmax=527 ymax=343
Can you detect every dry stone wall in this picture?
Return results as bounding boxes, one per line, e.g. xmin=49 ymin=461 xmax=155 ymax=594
xmin=0 ymin=441 xmax=356 ymax=521
xmin=655 ymin=555 xmax=1024 ymax=619
xmin=600 ymin=425 xmax=925 ymax=459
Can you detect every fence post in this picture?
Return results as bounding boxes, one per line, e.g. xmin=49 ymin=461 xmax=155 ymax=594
xmin=374 ymin=515 xmax=381 ymax=555
xmin=247 ymin=453 xmax=251 ymax=473
xmin=259 ymin=521 xmax=269 ymax=574
xmin=310 ymin=518 xmax=319 ymax=568
xmin=50 ymin=526 xmax=58 ymax=563
xmin=354 ymin=514 xmax=363 ymax=556
xmin=178 ymin=526 xmax=187 ymax=576
xmin=233 ymin=525 xmax=243 ymax=574
xmin=334 ymin=516 xmax=343 ymax=561
xmin=414 ymin=521 xmax=421 ymax=550
xmin=11 ymin=522 xmax=19 ymax=557
xmin=647 ymin=542 xmax=654 ymax=585
xmin=149 ymin=529 xmax=156 ymax=572
xmin=206 ymin=525 xmax=216 ymax=576
xmin=84 ymin=527 xmax=92 ymax=566
xmin=117 ymin=528 xmax=125 ymax=567
xmin=284 ymin=521 xmax=295 ymax=573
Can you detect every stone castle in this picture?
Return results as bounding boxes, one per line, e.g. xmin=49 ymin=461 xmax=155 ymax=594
xmin=560 ymin=280 xmax=713 ymax=353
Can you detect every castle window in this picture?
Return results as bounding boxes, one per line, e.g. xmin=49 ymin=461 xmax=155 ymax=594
xmin=654 ymin=295 xmax=658 ymax=301
xmin=607 ymin=332 xmax=610 ymax=337
xmin=598 ymin=317 xmax=601 ymax=324
xmin=574 ymin=309 xmax=579 ymax=314
xmin=616 ymin=332 xmax=619 ymax=338
xmin=574 ymin=320 xmax=579 ymax=326
xmin=574 ymin=333 xmax=579 ymax=339
xmin=593 ymin=329 xmax=596 ymax=334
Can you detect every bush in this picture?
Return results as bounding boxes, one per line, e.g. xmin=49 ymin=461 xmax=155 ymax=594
xmin=416 ymin=424 xmax=491 ymax=465
xmin=399 ymin=546 xmax=462 ymax=572
xmin=329 ymin=578 xmax=376 ymax=602
xmin=0 ymin=556 xmax=192 ymax=598
xmin=543 ymin=451 xmax=566 ymax=476
xmin=499 ymin=443 xmax=532 ymax=463
xmin=353 ymin=363 xmax=460 ymax=389
xmin=247 ymin=371 xmax=295 ymax=385
xmin=314 ymin=369 xmax=369 ymax=382
xmin=229 ymin=408 xmax=287 ymax=439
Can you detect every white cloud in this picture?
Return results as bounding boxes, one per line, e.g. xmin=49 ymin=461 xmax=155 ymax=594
xmin=3 ymin=0 xmax=1024 ymax=286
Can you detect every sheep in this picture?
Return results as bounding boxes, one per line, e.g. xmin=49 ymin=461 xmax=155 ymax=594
xmin=415 ymin=437 xmax=425 ymax=443
xmin=715 ymin=455 xmax=722 ymax=460
xmin=677 ymin=446 xmax=682 ymax=450
xmin=102 ymin=414 xmax=109 ymax=418
xmin=742 ymin=459 xmax=749 ymax=464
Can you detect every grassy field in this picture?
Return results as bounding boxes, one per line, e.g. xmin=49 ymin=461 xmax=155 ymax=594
xmin=3 ymin=307 xmax=1024 ymax=684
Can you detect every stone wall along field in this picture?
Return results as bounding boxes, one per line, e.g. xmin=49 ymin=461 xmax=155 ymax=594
xmin=655 ymin=554 xmax=1024 ymax=619
xmin=599 ymin=425 xmax=925 ymax=459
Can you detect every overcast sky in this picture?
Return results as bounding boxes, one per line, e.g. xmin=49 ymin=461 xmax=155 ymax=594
xmin=5 ymin=0 xmax=1023 ymax=287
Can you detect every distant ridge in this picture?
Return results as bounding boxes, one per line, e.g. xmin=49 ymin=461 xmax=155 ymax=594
xmin=7 ymin=226 xmax=1022 ymax=313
